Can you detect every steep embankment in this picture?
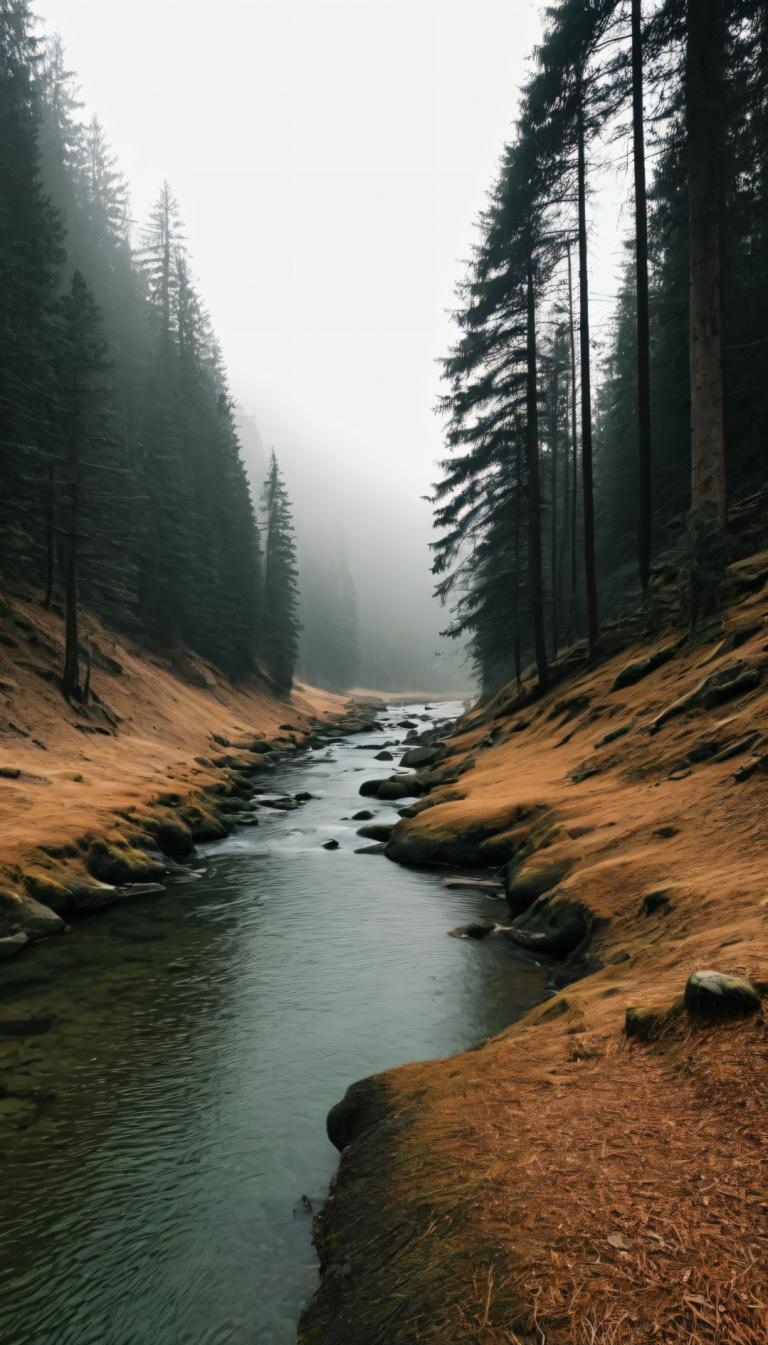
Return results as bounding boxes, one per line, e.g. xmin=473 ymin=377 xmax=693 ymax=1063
xmin=0 ymin=596 xmax=356 ymax=951
xmin=301 ymin=552 xmax=768 ymax=1345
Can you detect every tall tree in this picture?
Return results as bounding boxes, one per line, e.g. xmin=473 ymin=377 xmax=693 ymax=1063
xmin=576 ymin=65 xmax=599 ymax=654
xmin=261 ymin=452 xmax=301 ymax=694
xmin=632 ymin=0 xmax=653 ymax=590
xmin=525 ymin=239 xmax=550 ymax=689
xmin=686 ymin=0 xmax=726 ymax=527
xmin=55 ymin=271 xmax=113 ymax=699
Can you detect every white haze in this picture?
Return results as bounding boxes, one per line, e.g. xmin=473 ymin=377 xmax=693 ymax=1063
xmin=34 ymin=0 xmax=631 ymax=692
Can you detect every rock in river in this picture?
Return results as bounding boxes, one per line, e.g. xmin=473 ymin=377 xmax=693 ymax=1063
xmin=356 ymin=823 xmax=394 ymax=842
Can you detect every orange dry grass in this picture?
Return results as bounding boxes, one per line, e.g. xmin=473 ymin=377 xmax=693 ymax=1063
xmin=0 ymin=597 xmax=345 ymax=883
xmin=305 ymin=556 xmax=768 ymax=1345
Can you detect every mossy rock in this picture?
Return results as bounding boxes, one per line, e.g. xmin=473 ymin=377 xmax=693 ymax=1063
xmin=612 ymin=639 xmax=682 ymax=690
xmin=684 ymin=969 xmax=761 ymax=1019
xmin=178 ymin=803 xmax=231 ymax=842
xmin=0 ymin=932 xmax=28 ymax=959
xmin=356 ymin=823 xmax=394 ymax=842
xmin=142 ymin=815 xmax=195 ymax=859
xmin=23 ymin=871 xmax=70 ymax=911
xmin=504 ymin=857 xmax=572 ymax=916
xmin=625 ymin=1002 xmax=677 ymax=1041
xmin=377 ymin=777 xmax=423 ymax=801
xmin=507 ymin=893 xmax=590 ymax=957
xmin=87 ymin=841 xmax=165 ymax=886
xmin=0 ymin=888 xmax=65 ymax=939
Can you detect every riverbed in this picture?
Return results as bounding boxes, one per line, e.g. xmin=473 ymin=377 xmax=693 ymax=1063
xmin=0 ymin=702 xmax=547 ymax=1345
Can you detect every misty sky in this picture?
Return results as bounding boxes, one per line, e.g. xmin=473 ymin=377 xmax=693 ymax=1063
xmin=34 ymin=0 xmax=629 ymax=502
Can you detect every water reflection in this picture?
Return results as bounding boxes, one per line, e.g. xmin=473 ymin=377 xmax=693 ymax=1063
xmin=0 ymin=703 xmax=547 ymax=1345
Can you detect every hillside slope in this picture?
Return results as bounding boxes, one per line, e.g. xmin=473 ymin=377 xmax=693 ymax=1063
xmin=301 ymin=551 xmax=768 ymax=1345
xmin=0 ymin=595 xmax=349 ymax=943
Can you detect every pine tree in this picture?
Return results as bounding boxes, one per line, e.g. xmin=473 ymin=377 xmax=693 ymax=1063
xmin=0 ymin=0 xmax=64 ymax=585
xmin=261 ymin=452 xmax=301 ymax=694
xmin=54 ymin=271 xmax=114 ymax=699
xmin=687 ymin=0 xmax=726 ymax=530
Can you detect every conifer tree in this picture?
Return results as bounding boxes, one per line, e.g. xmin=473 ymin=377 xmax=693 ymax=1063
xmin=0 ymin=0 xmax=64 ymax=583
xmin=55 ymin=271 xmax=114 ymax=698
xmin=261 ymin=452 xmax=301 ymax=694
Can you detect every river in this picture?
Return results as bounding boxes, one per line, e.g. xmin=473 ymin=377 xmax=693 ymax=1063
xmin=0 ymin=701 xmax=548 ymax=1345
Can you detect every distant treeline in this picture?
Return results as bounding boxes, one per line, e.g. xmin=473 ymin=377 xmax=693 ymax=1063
xmin=433 ymin=0 xmax=767 ymax=694
xmin=0 ymin=2 xmax=361 ymax=697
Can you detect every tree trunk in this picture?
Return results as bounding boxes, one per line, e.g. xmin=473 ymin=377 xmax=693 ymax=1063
xmin=577 ymin=76 xmax=599 ymax=655
xmin=687 ymin=0 xmax=726 ymax=524
xmin=632 ymin=0 xmax=653 ymax=589
xmin=566 ymin=242 xmax=578 ymax=645
xmin=526 ymin=245 xmax=550 ymax=692
xmin=513 ymin=443 xmax=522 ymax=692
xmin=62 ymin=479 xmax=80 ymax=700
xmin=550 ymin=357 xmax=559 ymax=658
xmin=44 ymin=462 xmax=55 ymax=610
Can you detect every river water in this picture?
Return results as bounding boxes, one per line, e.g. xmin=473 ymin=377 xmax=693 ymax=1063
xmin=0 ymin=702 xmax=547 ymax=1345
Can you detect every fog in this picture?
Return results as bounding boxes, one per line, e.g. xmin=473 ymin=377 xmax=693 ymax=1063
xmin=35 ymin=0 xmax=628 ymax=693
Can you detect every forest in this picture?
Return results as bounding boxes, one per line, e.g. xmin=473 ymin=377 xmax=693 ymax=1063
xmin=433 ymin=0 xmax=767 ymax=695
xmin=0 ymin=0 xmax=368 ymax=699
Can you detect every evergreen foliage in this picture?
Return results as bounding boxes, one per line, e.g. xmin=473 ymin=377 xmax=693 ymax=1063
xmin=434 ymin=0 xmax=768 ymax=696
xmin=0 ymin=9 xmax=285 ymax=688
xmin=261 ymin=452 xmax=301 ymax=695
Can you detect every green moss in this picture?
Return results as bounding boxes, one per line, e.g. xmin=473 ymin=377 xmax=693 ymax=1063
xmin=23 ymin=871 xmax=70 ymax=911
xmin=178 ymin=803 xmax=231 ymax=842
xmin=87 ymin=840 xmax=165 ymax=886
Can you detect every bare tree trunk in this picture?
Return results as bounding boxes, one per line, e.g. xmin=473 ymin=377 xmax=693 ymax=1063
xmin=62 ymin=477 xmax=80 ymax=700
xmin=513 ymin=450 xmax=522 ymax=692
xmin=577 ymin=76 xmax=599 ymax=655
xmin=687 ymin=0 xmax=726 ymax=524
xmin=550 ymin=358 xmax=559 ymax=658
xmin=632 ymin=0 xmax=653 ymax=589
xmin=526 ymin=245 xmax=550 ymax=692
xmin=44 ymin=462 xmax=55 ymax=610
xmin=566 ymin=243 xmax=578 ymax=645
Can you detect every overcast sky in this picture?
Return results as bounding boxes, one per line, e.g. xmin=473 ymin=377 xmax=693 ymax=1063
xmin=33 ymin=0 xmax=630 ymax=507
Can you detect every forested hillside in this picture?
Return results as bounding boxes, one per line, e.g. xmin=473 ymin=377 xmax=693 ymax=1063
xmin=434 ymin=0 xmax=768 ymax=695
xmin=0 ymin=3 xmax=302 ymax=692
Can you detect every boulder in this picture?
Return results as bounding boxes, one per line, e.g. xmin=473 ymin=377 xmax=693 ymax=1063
xmin=504 ymin=857 xmax=572 ymax=916
xmin=356 ymin=823 xmax=394 ymax=842
xmin=374 ymin=750 xmax=394 ymax=761
xmin=0 ymin=933 xmax=28 ymax=959
xmin=506 ymin=893 xmax=590 ymax=958
xmin=354 ymin=843 xmax=386 ymax=855
xmin=451 ymin=923 xmax=494 ymax=940
xmin=359 ymin=779 xmax=383 ymax=798
xmin=684 ymin=969 xmax=761 ymax=1019
xmin=352 ymin=810 xmax=374 ymax=821
xmin=377 ymin=777 xmax=423 ymax=801
xmin=0 ymin=889 xmax=65 ymax=940
xmin=323 ymin=839 xmax=340 ymax=851
xmin=400 ymin=745 xmax=443 ymax=769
